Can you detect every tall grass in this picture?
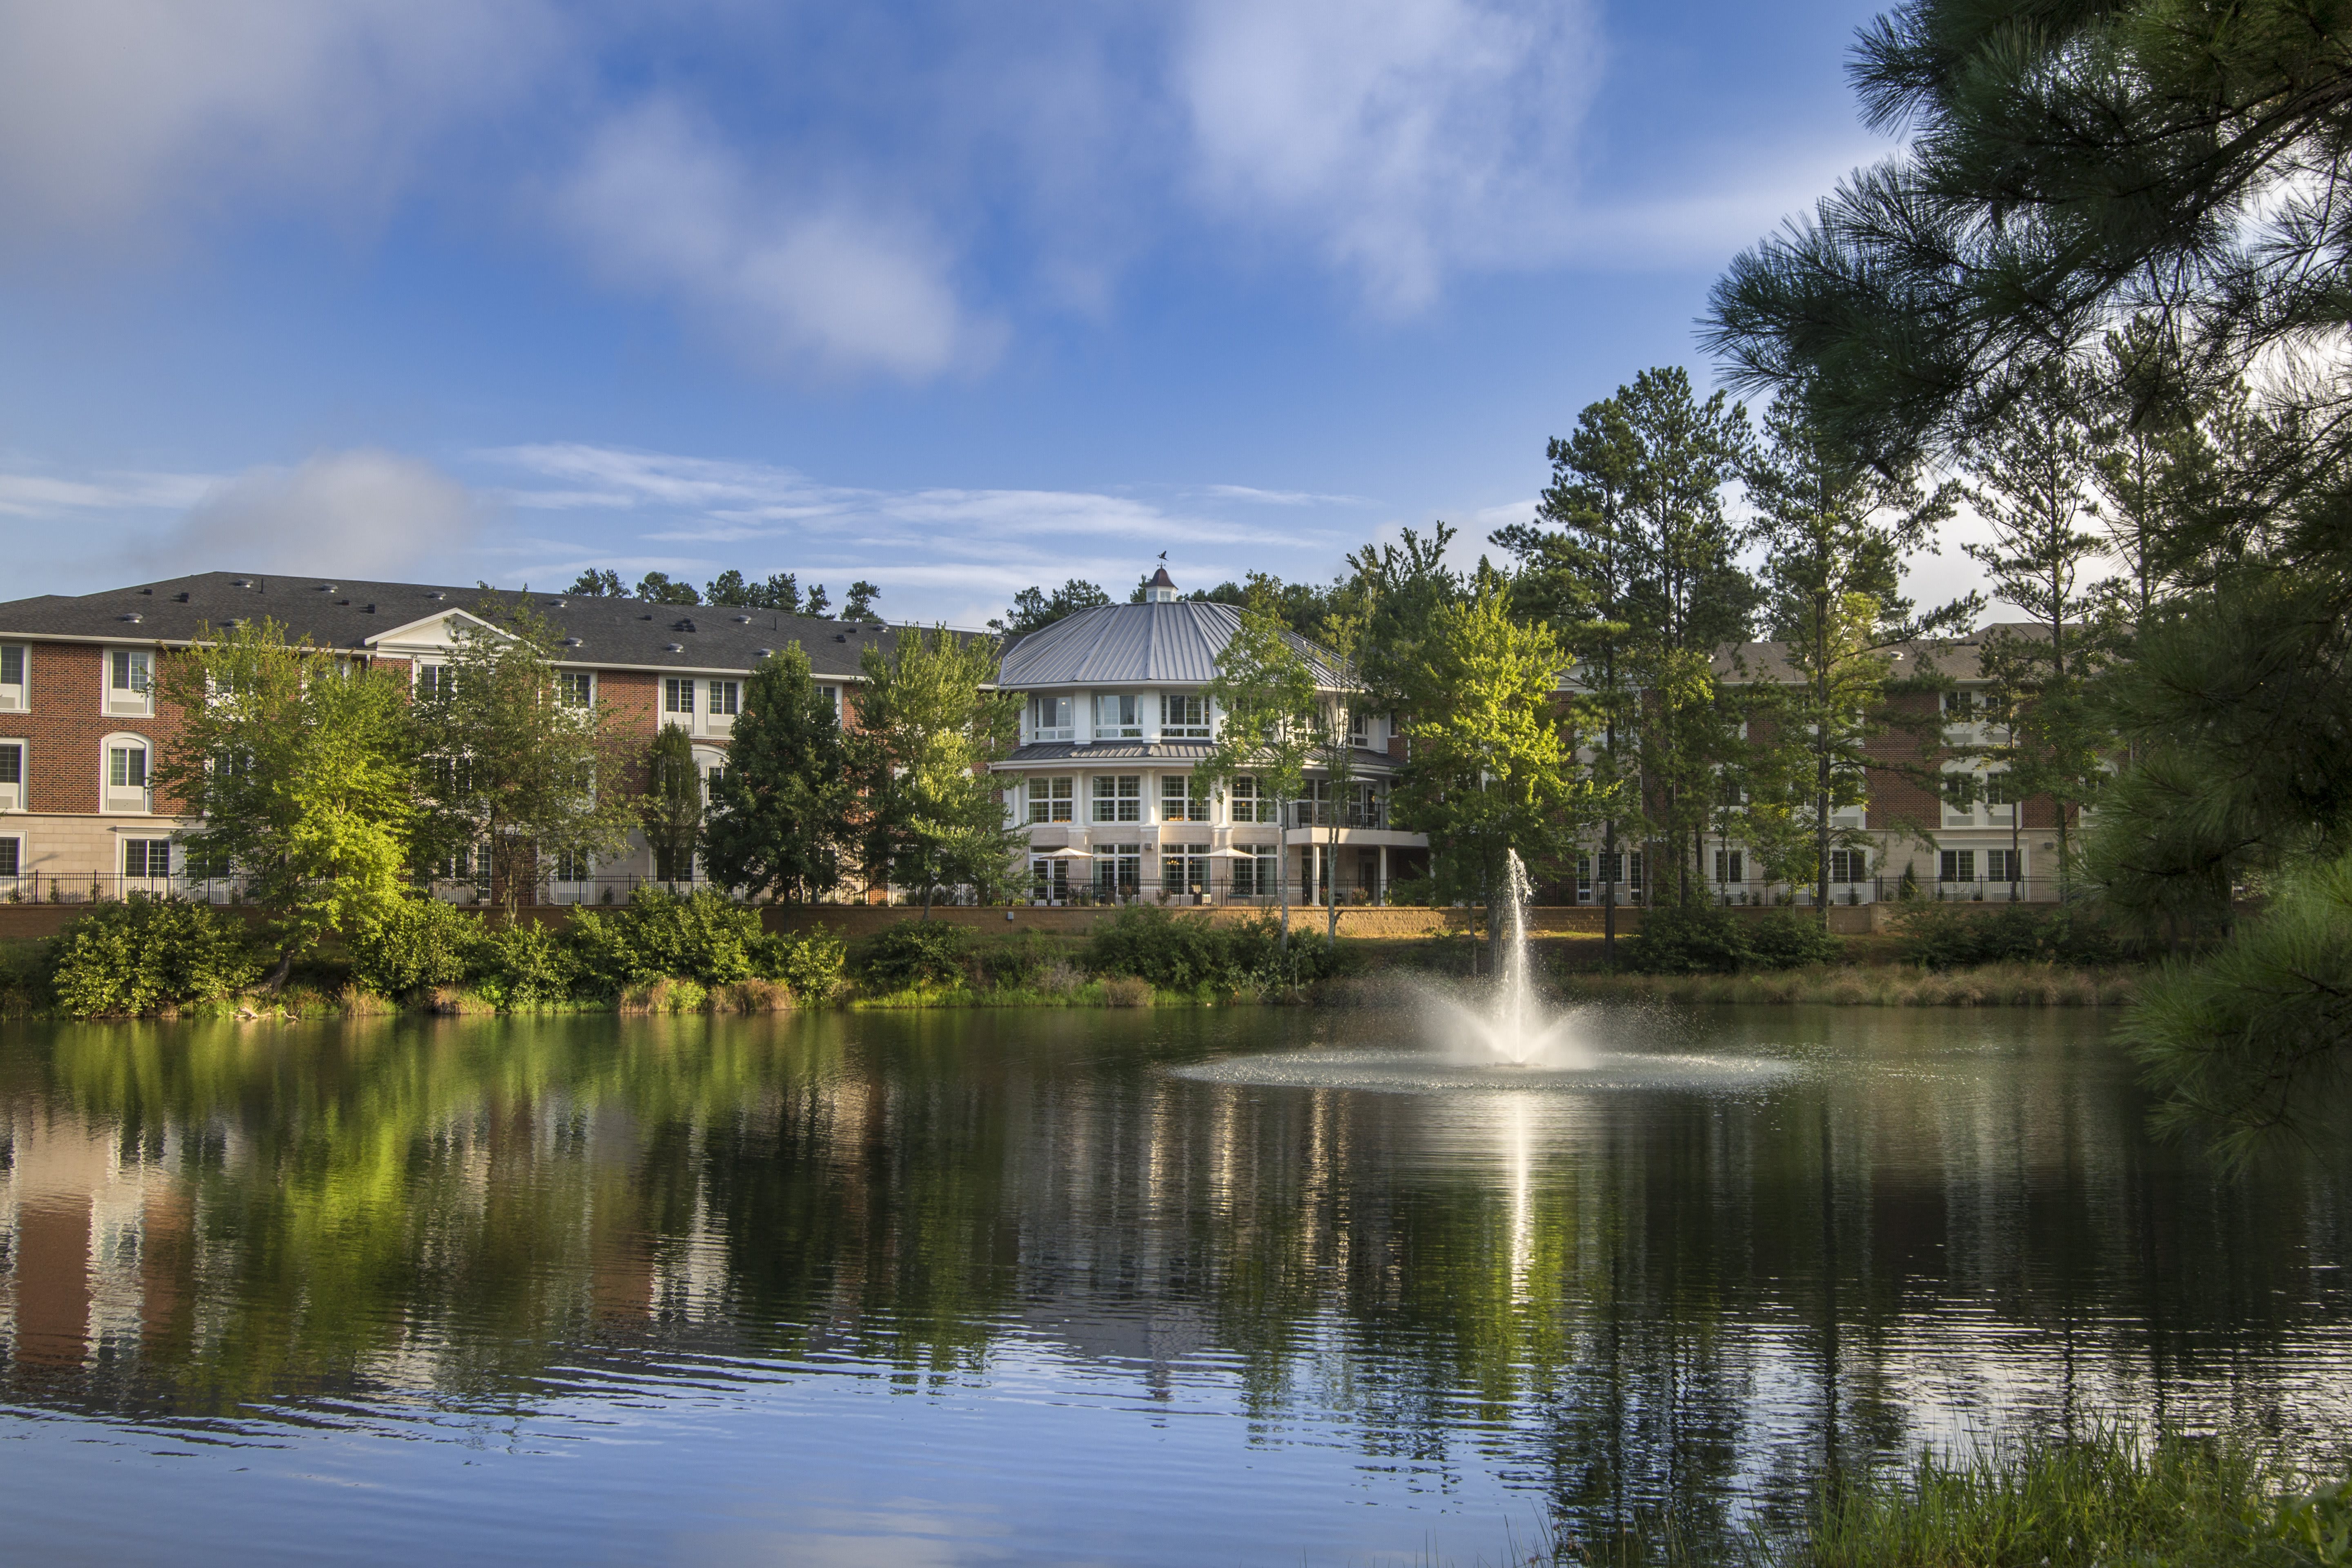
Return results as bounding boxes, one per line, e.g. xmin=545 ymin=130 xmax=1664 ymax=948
xmin=1563 ymin=962 xmax=2139 ymax=1008
xmin=1530 ymin=1429 xmax=2349 ymax=1567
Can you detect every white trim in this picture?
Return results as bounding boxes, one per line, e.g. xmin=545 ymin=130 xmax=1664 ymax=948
xmin=0 ymin=734 xmax=24 ymax=812
xmin=0 ymin=641 xmax=27 ymax=712
xmin=100 ymin=731 xmax=154 ymax=815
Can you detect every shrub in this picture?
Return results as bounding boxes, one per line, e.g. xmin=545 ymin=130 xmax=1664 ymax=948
xmin=972 ymin=930 xmax=1061 ymax=989
xmin=1101 ymin=976 xmax=1153 ymax=1007
xmin=1085 ymin=907 xmax=1352 ymax=991
xmin=1745 ymin=911 xmax=1844 ymax=970
xmin=856 ymin=921 xmax=975 ymax=988
xmin=347 ymin=896 xmax=477 ymax=998
xmin=0 ymin=938 xmax=53 ymax=1016
xmin=50 ymin=897 xmax=265 ymax=1018
xmin=752 ymin=929 xmax=847 ymax=1001
xmin=470 ymin=921 xmax=582 ymax=1007
xmin=1893 ymin=902 xmax=2128 ymax=970
xmin=619 ymin=977 xmax=708 ymax=1013
xmin=1622 ymin=903 xmax=1750 ymax=974
xmin=569 ymin=887 xmax=762 ymax=992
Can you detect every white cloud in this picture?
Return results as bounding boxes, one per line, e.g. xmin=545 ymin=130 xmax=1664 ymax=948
xmin=555 ymin=102 xmax=1000 ymax=379
xmin=0 ymin=468 xmax=215 ymax=516
xmin=160 ymin=450 xmax=486 ymax=579
xmin=0 ymin=0 xmax=558 ymax=246
xmin=1174 ymin=0 xmax=1600 ymax=310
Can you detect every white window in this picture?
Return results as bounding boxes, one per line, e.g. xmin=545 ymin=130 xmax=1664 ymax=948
xmin=104 ymin=736 xmax=151 ymax=813
xmin=1348 ymin=706 xmax=1370 ymax=747
xmin=1160 ymin=695 xmax=1209 ymax=739
xmin=1940 ymin=849 xmax=1977 ymax=883
xmin=1229 ymin=776 xmax=1277 ymax=824
xmin=1094 ymin=694 xmax=1141 ymax=738
xmin=664 ymin=677 xmax=696 ymax=716
xmin=1028 ymin=777 xmax=1074 ymax=824
xmin=1829 ymin=848 xmax=1869 ymax=884
xmin=0 ymin=644 xmax=24 ymax=711
xmin=553 ymin=849 xmax=593 ymax=882
xmin=1230 ymin=846 xmax=1277 ymax=896
xmin=1161 ymin=774 xmax=1209 ymax=822
xmin=1982 ymin=771 xmax=2015 ymax=823
xmin=819 ymin=685 xmax=842 ymax=721
xmin=416 ymin=664 xmax=452 ymax=700
xmin=1091 ymin=774 xmax=1142 ymax=823
xmin=694 ymin=746 xmax=726 ymax=803
xmin=1714 ymin=849 xmax=1744 ymax=884
xmin=0 ymin=835 xmax=18 ymax=878
xmin=1031 ymin=695 xmax=1074 ymax=740
xmin=123 ymin=838 xmax=172 ymax=879
xmin=1942 ymin=771 xmax=1980 ymax=829
xmin=709 ymin=679 xmax=739 ymax=717
xmin=1161 ymin=842 xmax=1211 ymax=894
xmin=1944 ymin=688 xmax=1977 ymax=721
xmin=558 ymin=670 xmax=595 ymax=707
xmin=0 ymin=739 xmax=20 ymax=811
xmin=1986 ymin=848 xmax=2022 ymax=883
xmin=107 ymin=648 xmax=153 ymax=716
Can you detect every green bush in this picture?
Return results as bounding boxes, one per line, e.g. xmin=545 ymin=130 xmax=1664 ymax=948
xmin=1745 ymin=911 xmax=1844 ymax=970
xmin=570 ymin=887 xmax=762 ymax=991
xmin=347 ymin=896 xmax=477 ymax=998
xmin=970 ymin=930 xmax=1061 ymax=989
xmin=856 ymin=921 xmax=975 ymax=988
xmin=1622 ymin=903 xmax=1750 ymax=974
xmin=1084 ymin=906 xmax=1352 ymax=990
xmin=50 ymin=896 xmax=265 ymax=1017
xmin=0 ymin=938 xmax=54 ymax=1015
xmin=751 ymin=929 xmax=848 ymax=1001
xmin=1893 ymin=902 xmax=2127 ymax=969
xmin=470 ymin=921 xmax=581 ymax=1007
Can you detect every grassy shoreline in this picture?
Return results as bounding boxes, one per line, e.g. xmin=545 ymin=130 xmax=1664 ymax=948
xmin=1545 ymin=1428 xmax=2352 ymax=1568
xmin=1559 ymin=961 xmax=2141 ymax=1009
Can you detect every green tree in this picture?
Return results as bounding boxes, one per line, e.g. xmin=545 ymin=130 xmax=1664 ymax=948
xmin=413 ymin=600 xmax=641 ymax=919
xmin=1497 ymin=400 xmax=1642 ymax=956
xmin=1392 ymin=583 xmax=1593 ymax=968
xmin=566 ymin=569 xmax=624 ymax=597
xmin=803 ymin=582 xmax=833 ymax=617
xmin=152 ymin=618 xmax=418 ymax=988
xmin=1699 ymin=0 xmax=2352 ymax=1141
xmin=1960 ymin=368 xmax=2118 ymax=898
xmin=841 ymin=580 xmax=882 ymax=621
xmin=1742 ymin=391 xmax=1974 ymax=921
xmin=634 ymin=571 xmax=700 ymax=606
xmin=1344 ymin=523 xmax=1463 ymax=719
xmin=706 ymin=570 xmax=805 ymax=613
xmin=854 ymin=628 xmax=1021 ymax=914
xmin=641 ymin=726 xmax=704 ymax=886
xmin=1195 ymin=586 xmax=1323 ymax=952
xmin=702 ymin=644 xmax=856 ymax=902
xmin=989 ymin=579 xmax=1111 ymax=636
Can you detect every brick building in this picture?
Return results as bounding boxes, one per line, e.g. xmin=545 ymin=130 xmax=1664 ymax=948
xmin=0 ymin=572 xmax=898 ymax=901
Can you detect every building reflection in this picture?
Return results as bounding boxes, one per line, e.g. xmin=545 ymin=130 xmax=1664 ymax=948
xmin=0 ymin=1008 xmax=2345 ymax=1546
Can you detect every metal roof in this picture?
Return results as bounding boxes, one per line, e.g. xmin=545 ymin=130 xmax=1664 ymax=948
xmin=995 ymin=739 xmax=1396 ymax=774
xmin=996 ymin=600 xmax=1347 ymax=689
xmin=0 ymin=571 xmax=923 ymax=679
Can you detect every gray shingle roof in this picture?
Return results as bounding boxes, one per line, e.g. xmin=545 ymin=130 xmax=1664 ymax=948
xmin=1709 ymin=623 xmax=2063 ymax=685
xmin=0 ymin=571 xmax=919 ymax=678
xmin=996 ymin=600 xmax=1347 ymax=688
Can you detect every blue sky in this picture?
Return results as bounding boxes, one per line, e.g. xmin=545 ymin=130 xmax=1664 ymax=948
xmin=0 ymin=0 xmax=1940 ymax=628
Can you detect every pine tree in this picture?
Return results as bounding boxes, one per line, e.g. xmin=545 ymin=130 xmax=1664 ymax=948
xmin=702 ymin=644 xmax=855 ymax=902
xmin=641 ymin=726 xmax=703 ymax=886
xmin=1742 ymin=391 xmax=1974 ymax=920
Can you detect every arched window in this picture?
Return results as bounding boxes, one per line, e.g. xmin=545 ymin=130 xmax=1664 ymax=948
xmin=101 ymin=733 xmax=152 ymax=814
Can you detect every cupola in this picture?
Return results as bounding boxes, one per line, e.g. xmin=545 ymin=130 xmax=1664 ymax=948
xmin=1146 ymin=566 xmax=1178 ymax=604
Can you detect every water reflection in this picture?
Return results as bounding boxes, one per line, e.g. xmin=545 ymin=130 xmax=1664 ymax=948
xmin=0 ymin=1007 xmax=2347 ymax=1564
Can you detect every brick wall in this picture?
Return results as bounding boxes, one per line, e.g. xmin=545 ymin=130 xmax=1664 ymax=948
xmin=0 ymin=642 xmax=188 ymax=815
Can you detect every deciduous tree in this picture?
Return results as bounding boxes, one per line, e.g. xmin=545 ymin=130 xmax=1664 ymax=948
xmin=702 ymin=644 xmax=856 ymax=902
xmin=1196 ymin=587 xmax=1322 ymax=952
xmin=855 ymin=628 xmax=1021 ymax=915
xmin=153 ymin=617 xmax=417 ymax=989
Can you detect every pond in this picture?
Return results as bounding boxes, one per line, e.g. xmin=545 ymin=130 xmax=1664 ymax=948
xmin=0 ymin=1003 xmax=2347 ymax=1565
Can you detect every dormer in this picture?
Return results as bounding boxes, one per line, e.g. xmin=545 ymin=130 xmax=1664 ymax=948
xmin=1145 ymin=566 xmax=1178 ymax=604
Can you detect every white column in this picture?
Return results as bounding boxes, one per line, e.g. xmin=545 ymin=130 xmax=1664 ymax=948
xmin=1378 ymin=844 xmax=1388 ymax=906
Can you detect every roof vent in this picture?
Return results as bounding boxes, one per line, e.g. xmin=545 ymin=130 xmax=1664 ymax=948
xmin=638 ymin=613 xmax=653 ymax=621
xmin=548 ymin=599 xmax=567 ymax=609
xmin=426 ymin=591 xmax=445 ymax=601
xmin=317 ymin=584 xmax=335 ymax=593
xmin=672 ymin=618 xmax=697 ymax=633
xmin=755 ymin=647 xmax=773 ymax=658
xmin=232 ymin=579 xmax=253 ymax=588
xmin=733 ymin=614 xmax=753 ymax=624
xmin=138 ymin=587 xmax=153 ymax=595
xmin=120 ymin=612 xmax=142 ymax=623
xmin=560 ymin=637 xmax=583 ymax=648
xmin=173 ymin=592 xmax=189 ymax=603
xmin=362 ymin=604 xmax=376 ymax=614
xmin=834 ymin=633 xmax=847 ymax=643
xmin=664 ymin=641 xmax=685 ymax=653
xmin=335 ymin=599 xmax=350 ymax=606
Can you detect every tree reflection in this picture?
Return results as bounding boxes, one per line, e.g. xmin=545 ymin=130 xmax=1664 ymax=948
xmin=1 ymin=1008 xmax=2345 ymax=1553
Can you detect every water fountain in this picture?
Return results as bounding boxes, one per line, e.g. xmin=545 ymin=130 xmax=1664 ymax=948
xmin=1175 ymin=847 xmax=1798 ymax=1096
